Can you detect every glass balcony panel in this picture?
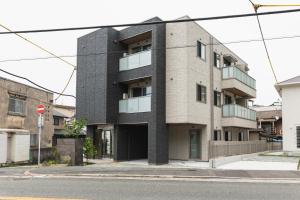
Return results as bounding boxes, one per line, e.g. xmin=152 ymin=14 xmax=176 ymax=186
xmin=119 ymin=96 xmax=151 ymax=113
xmin=128 ymin=53 xmax=140 ymax=70
xmin=138 ymin=96 xmax=151 ymax=112
xmin=119 ymin=57 xmax=128 ymax=71
xmin=127 ymin=98 xmax=139 ymax=113
xmin=222 ymin=104 xmax=256 ymax=121
xmin=139 ymin=50 xmax=151 ymax=67
xmin=222 ymin=66 xmax=256 ymax=89
xmin=119 ymin=100 xmax=128 ymax=113
xmin=119 ymin=50 xmax=152 ymax=71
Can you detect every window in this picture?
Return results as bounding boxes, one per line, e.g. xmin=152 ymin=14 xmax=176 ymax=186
xmin=214 ymin=130 xmax=221 ymax=141
xmin=196 ymin=84 xmax=207 ymax=103
xmin=238 ymin=132 xmax=243 ymax=141
xmin=297 ymin=126 xmax=300 ymax=148
xmin=54 ymin=117 xmax=60 ymax=126
xmin=131 ymin=44 xmax=151 ymax=54
xmin=131 ymin=86 xmax=152 ymax=97
xmin=214 ymin=91 xmax=221 ymax=107
xmin=30 ymin=134 xmax=38 ymax=147
xmin=197 ymin=41 xmax=206 ymax=60
xmin=225 ymin=131 xmax=231 ymax=141
xmin=214 ymin=52 xmax=221 ymax=68
xmin=223 ymin=58 xmax=231 ymax=67
xmin=224 ymin=95 xmax=232 ymax=105
xmin=8 ymin=95 xmax=26 ymax=115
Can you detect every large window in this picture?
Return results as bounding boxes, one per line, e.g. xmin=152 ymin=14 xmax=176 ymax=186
xmin=197 ymin=41 xmax=206 ymax=60
xmin=214 ymin=91 xmax=221 ymax=107
xmin=8 ymin=95 xmax=26 ymax=115
xmin=214 ymin=52 xmax=221 ymax=68
xmin=297 ymin=126 xmax=300 ymax=148
xmin=196 ymin=84 xmax=207 ymax=103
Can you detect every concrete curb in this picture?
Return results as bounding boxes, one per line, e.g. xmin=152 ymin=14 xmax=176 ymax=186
xmin=22 ymin=170 xmax=300 ymax=183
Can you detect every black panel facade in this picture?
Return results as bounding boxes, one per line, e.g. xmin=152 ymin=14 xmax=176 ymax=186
xmin=76 ymin=17 xmax=168 ymax=164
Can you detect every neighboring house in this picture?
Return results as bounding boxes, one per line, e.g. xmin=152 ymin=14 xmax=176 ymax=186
xmin=275 ymin=76 xmax=300 ymax=151
xmin=76 ymin=16 xmax=257 ymax=164
xmin=52 ymin=105 xmax=75 ymax=145
xmin=251 ymin=104 xmax=282 ymax=140
xmin=0 ymin=76 xmax=54 ymax=164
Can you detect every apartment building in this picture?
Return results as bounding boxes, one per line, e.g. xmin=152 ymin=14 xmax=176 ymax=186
xmin=76 ymin=16 xmax=257 ymax=164
xmin=0 ymin=76 xmax=54 ymax=163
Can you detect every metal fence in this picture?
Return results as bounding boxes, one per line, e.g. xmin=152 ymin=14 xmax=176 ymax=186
xmin=209 ymin=140 xmax=282 ymax=159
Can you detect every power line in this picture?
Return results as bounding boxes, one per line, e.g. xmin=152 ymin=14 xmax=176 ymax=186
xmin=0 ymin=67 xmax=76 ymax=98
xmin=0 ymin=8 xmax=300 ymax=34
xmin=1 ymin=33 xmax=300 ymax=63
xmin=0 ymin=23 xmax=76 ymax=68
xmin=0 ymin=22 xmax=77 ymax=102
xmin=249 ymin=0 xmax=279 ymax=83
xmin=54 ymin=68 xmax=76 ymax=101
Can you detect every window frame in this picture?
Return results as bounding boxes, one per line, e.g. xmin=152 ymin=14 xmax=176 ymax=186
xmin=214 ymin=130 xmax=222 ymax=141
xmin=197 ymin=41 xmax=206 ymax=61
xmin=53 ymin=117 xmax=60 ymax=126
xmin=196 ymin=84 xmax=207 ymax=103
xmin=214 ymin=52 xmax=221 ymax=68
xmin=214 ymin=91 xmax=221 ymax=107
xmin=297 ymin=126 xmax=300 ymax=148
xmin=8 ymin=95 xmax=26 ymax=116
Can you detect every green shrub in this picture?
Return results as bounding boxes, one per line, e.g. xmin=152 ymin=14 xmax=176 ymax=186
xmin=83 ymin=137 xmax=97 ymax=162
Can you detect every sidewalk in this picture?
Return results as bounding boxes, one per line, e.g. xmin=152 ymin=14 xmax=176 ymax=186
xmin=27 ymin=159 xmax=300 ymax=180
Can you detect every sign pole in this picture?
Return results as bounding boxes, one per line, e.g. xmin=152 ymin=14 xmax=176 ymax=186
xmin=38 ymin=113 xmax=42 ymax=166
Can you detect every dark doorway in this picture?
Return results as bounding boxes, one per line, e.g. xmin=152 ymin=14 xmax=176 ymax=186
xmin=127 ymin=125 xmax=148 ymax=160
xmin=115 ymin=124 xmax=148 ymax=161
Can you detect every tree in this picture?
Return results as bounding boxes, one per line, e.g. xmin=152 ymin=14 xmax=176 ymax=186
xmin=83 ymin=137 xmax=97 ymax=162
xmin=65 ymin=118 xmax=86 ymax=138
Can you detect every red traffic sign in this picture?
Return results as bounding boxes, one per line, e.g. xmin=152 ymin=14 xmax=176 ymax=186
xmin=36 ymin=104 xmax=45 ymax=114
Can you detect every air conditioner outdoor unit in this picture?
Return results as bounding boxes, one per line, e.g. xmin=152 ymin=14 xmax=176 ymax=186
xmin=123 ymin=93 xmax=128 ymax=99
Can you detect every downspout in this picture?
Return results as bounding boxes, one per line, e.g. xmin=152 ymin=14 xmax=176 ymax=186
xmin=209 ymin=36 xmax=214 ymax=160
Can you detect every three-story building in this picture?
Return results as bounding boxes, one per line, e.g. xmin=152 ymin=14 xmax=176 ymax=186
xmin=76 ymin=16 xmax=257 ymax=164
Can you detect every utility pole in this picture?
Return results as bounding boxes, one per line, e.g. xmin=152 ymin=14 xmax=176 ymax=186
xmin=36 ymin=104 xmax=45 ymax=166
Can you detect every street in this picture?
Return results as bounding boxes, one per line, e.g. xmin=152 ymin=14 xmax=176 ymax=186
xmin=0 ymin=177 xmax=300 ymax=200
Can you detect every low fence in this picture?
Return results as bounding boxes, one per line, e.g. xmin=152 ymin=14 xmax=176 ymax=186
xmin=209 ymin=140 xmax=282 ymax=159
xmin=30 ymin=147 xmax=55 ymax=164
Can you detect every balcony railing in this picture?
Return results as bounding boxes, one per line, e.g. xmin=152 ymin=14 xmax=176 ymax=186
xmin=119 ymin=96 xmax=151 ymax=113
xmin=222 ymin=66 xmax=256 ymax=89
xmin=223 ymin=104 xmax=256 ymax=121
xmin=119 ymin=50 xmax=151 ymax=71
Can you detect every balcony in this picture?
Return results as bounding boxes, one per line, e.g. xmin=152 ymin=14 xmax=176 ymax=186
xmin=119 ymin=96 xmax=151 ymax=113
xmin=222 ymin=104 xmax=257 ymax=129
xmin=222 ymin=66 xmax=256 ymax=98
xmin=119 ymin=50 xmax=151 ymax=72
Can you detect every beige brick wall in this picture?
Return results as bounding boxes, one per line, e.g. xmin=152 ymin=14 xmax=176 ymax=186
xmin=166 ymin=17 xmax=256 ymax=160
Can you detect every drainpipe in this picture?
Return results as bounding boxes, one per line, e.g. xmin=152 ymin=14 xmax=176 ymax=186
xmin=209 ymin=36 xmax=214 ymax=158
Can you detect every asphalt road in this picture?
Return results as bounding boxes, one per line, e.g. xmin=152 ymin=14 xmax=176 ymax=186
xmin=0 ymin=177 xmax=300 ymax=200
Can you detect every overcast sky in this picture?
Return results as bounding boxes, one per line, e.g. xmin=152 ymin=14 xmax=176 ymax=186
xmin=0 ymin=0 xmax=299 ymax=106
